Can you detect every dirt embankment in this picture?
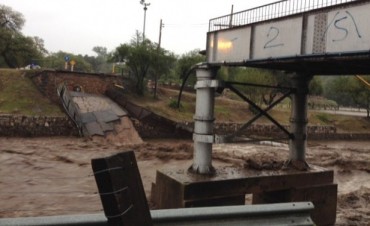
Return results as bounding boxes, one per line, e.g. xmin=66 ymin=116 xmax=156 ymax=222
xmin=0 ymin=138 xmax=369 ymax=225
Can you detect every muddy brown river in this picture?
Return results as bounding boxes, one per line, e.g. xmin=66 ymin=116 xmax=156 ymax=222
xmin=0 ymin=137 xmax=369 ymax=225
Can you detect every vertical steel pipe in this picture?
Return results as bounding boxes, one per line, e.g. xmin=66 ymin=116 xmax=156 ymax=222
xmin=288 ymin=73 xmax=313 ymax=169
xmin=190 ymin=65 xmax=219 ymax=175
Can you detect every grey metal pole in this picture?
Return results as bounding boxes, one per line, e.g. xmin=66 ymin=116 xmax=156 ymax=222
xmin=143 ymin=6 xmax=147 ymax=40
xmin=140 ymin=1 xmax=150 ymax=41
xmin=288 ymin=73 xmax=312 ymax=170
xmin=190 ymin=65 xmax=219 ymax=175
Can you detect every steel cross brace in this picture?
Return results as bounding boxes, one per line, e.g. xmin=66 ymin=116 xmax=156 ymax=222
xmin=221 ymin=82 xmax=294 ymax=142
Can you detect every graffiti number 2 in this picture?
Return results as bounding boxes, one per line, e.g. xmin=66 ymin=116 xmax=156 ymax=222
xmin=264 ymin=26 xmax=284 ymax=49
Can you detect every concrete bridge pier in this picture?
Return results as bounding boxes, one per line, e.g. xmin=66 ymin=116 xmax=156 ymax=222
xmin=190 ymin=65 xmax=219 ymax=175
xmin=287 ymin=73 xmax=313 ymax=170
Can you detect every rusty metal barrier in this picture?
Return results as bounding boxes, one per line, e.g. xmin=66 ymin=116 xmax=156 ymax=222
xmin=57 ymin=84 xmax=84 ymax=136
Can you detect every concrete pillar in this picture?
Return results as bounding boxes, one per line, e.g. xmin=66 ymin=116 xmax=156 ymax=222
xmin=190 ymin=65 xmax=219 ymax=175
xmin=288 ymin=73 xmax=313 ymax=170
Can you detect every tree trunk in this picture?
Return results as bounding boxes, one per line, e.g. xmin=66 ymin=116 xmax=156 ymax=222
xmin=153 ymin=73 xmax=158 ymax=99
xmin=367 ymin=97 xmax=370 ymax=118
xmin=136 ymin=75 xmax=145 ymax=96
xmin=1 ymin=51 xmax=16 ymax=68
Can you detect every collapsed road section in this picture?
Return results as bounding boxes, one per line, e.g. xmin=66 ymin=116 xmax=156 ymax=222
xmin=57 ymin=84 xmax=142 ymax=144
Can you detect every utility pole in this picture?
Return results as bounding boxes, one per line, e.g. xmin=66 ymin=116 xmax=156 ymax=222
xmin=140 ymin=0 xmax=151 ymax=41
xmin=154 ymin=19 xmax=164 ymax=99
xmin=214 ymin=5 xmax=234 ymax=29
xmin=158 ymin=19 xmax=163 ymax=50
xmin=229 ymin=4 xmax=234 ymax=28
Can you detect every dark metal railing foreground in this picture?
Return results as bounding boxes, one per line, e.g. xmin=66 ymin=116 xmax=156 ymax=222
xmin=209 ymin=0 xmax=358 ymax=31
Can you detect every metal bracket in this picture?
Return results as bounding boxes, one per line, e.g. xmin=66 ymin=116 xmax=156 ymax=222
xmin=193 ymin=115 xmax=215 ymax=122
xmin=214 ymin=135 xmax=229 ymax=144
xmin=193 ymin=133 xmax=214 ymax=143
xmin=195 ymin=80 xmax=225 ymax=89
xmin=193 ymin=134 xmax=230 ymax=144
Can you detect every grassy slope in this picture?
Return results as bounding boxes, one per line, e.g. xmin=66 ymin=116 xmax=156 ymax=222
xmin=131 ymin=87 xmax=370 ymax=133
xmin=0 ymin=69 xmax=64 ymax=116
xmin=0 ymin=68 xmax=368 ymax=133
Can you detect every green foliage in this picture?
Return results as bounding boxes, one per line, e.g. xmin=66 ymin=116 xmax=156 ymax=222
xmin=111 ymin=31 xmax=176 ymax=96
xmin=309 ymin=76 xmax=323 ymax=96
xmin=322 ymin=76 xmax=354 ymax=106
xmin=0 ymin=5 xmax=24 ymax=31
xmin=111 ymin=33 xmax=154 ymax=95
xmin=175 ymin=49 xmax=205 ymax=86
xmin=316 ymin=113 xmax=332 ymax=124
xmin=308 ymin=97 xmax=338 ymax=110
xmin=0 ymin=4 xmax=111 ymax=73
xmin=150 ymin=48 xmax=176 ymax=98
xmin=158 ymin=69 xmax=180 ymax=85
xmin=168 ymin=99 xmax=181 ymax=109
xmin=0 ymin=5 xmax=45 ymax=68
xmin=322 ymin=76 xmax=370 ymax=117
xmin=219 ymin=67 xmax=289 ymax=106
xmin=42 ymin=51 xmax=93 ymax=72
xmin=86 ymin=46 xmax=111 ymax=73
xmin=351 ymin=76 xmax=370 ymax=117
xmin=219 ymin=70 xmax=323 ymax=109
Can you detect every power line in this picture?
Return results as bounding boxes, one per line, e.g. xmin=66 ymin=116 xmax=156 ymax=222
xmin=164 ymin=23 xmax=208 ymax=27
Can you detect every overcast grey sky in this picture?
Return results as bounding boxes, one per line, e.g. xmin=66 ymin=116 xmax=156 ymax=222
xmin=2 ymin=0 xmax=276 ymax=56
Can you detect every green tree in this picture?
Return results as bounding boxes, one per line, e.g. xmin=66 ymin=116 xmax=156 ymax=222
xmin=111 ymin=32 xmax=174 ymax=95
xmin=323 ymin=76 xmax=354 ymax=106
xmin=322 ymin=76 xmax=370 ymax=117
xmin=309 ymin=76 xmax=323 ymax=96
xmin=151 ymin=48 xmax=176 ymax=98
xmin=43 ymin=51 xmax=92 ymax=72
xmin=31 ymin=36 xmax=48 ymax=56
xmin=220 ymin=67 xmax=288 ymax=106
xmin=0 ymin=5 xmax=45 ymax=68
xmin=0 ymin=5 xmax=24 ymax=31
xmin=350 ymin=76 xmax=370 ymax=118
xmin=90 ymin=46 xmax=111 ymax=73
xmin=175 ymin=49 xmax=206 ymax=86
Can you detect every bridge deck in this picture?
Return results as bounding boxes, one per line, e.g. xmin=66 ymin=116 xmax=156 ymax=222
xmin=214 ymin=52 xmax=370 ymax=75
xmin=207 ymin=0 xmax=370 ymax=75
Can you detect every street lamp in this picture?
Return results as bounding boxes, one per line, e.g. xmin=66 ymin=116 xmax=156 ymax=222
xmin=140 ymin=0 xmax=150 ymax=41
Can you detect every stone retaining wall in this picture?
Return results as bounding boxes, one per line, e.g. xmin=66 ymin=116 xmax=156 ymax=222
xmin=213 ymin=122 xmax=370 ymax=140
xmin=28 ymin=70 xmax=125 ymax=103
xmin=132 ymin=119 xmax=192 ymax=139
xmin=213 ymin=123 xmax=337 ymax=137
xmin=0 ymin=115 xmax=368 ymax=140
xmin=135 ymin=120 xmax=370 ymax=141
xmin=0 ymin=115 xmax=78 ymax=137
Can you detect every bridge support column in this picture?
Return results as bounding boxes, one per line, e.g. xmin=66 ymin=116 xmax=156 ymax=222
xmin=190 ymin=65 xmax=219 ymax=175
xmin=287 ymin=73 xmax=313 ymax=170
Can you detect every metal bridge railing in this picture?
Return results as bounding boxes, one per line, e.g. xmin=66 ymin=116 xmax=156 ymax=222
xmin=209 ymin=0 xmax=358 ymax=32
